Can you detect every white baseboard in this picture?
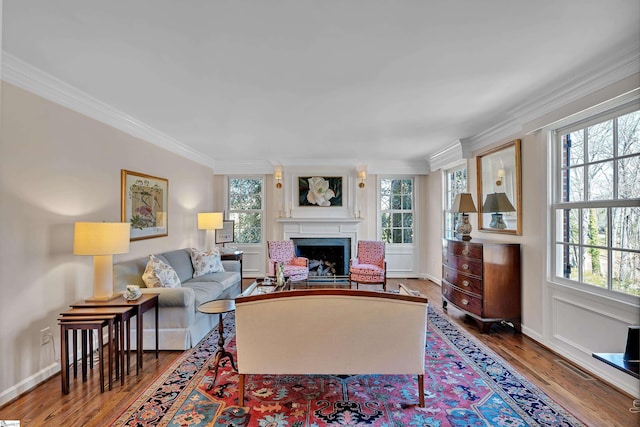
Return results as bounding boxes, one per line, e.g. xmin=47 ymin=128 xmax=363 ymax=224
xmin=0 ymin=363 xmax=60 ymax=407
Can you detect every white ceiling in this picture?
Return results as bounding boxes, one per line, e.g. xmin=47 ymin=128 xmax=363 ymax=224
xmin=3 ymin=1 xmax=639 ymax=172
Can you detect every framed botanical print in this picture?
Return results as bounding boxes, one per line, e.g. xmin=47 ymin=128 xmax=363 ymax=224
xmin=298 ymin=176 xmax=343 ymax=207
xmin=121 ymin=170 xmax=168 ymax=240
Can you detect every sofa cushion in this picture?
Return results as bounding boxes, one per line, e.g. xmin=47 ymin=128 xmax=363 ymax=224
xmin=183 ymin=281 xmax=225 ymax=307
xmin=159 ymin=249 xmax=195 ymax=283
xmin=142 ymin=255 xmax=181 ymax=288
xmin=189 ymin=247 xmax=225 ymax=277
xmin=184 ymin=271 xmax=240 ymax=291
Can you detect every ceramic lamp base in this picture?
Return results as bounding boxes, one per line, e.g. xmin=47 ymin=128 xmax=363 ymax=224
xmin=455 ymin=214 xmax=473 ymax=241
xmin=489 ymin=213 xmax=507 ymax=229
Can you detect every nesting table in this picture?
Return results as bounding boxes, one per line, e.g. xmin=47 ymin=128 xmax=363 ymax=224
xmin=70 ymin=293 xmax=159 ymax=375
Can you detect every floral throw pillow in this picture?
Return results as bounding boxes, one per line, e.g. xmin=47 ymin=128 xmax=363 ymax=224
xmin=142 ymin=255 xmax=181 ymax=288
xmin=189 ymin=247 xmax=225 ymax=277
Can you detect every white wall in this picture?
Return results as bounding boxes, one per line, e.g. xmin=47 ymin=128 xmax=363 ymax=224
xmin=0 ymin=82 xmax=215 ymax=405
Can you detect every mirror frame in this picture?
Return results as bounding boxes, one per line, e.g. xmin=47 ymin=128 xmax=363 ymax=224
xmin=476 ymin=139 xmax=522 ymax=235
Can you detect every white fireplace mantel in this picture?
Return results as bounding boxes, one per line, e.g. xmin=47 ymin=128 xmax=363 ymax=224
xmin=277 ymin=217 xmax=363 ymax=258
xmin=276 ymin=217 xmax=363 ymax=224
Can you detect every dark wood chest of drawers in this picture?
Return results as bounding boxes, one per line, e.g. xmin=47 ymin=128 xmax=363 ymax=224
xmin=441 ymin=238 xmax=521 ymax=332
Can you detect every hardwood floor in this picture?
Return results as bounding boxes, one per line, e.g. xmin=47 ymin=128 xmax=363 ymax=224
xmin=0 ymin=278 xmax=637 ymax=426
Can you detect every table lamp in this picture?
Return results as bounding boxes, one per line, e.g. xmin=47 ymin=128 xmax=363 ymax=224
xmin=483 ymin=193 xmax=515 ymax=229
xmin=197 ymin=212 xmax=223 ymax=251
xmin=451 ymin=193 xmax=477 ymax=241
xmin=73 ymin=222 xmax=130 ymax=301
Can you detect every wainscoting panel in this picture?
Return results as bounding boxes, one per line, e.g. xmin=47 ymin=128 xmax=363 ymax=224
xmin=546 ymin=283 xmax=640 ymax=397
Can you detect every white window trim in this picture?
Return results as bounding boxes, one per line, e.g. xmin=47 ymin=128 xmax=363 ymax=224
xmin=225 ymin=174 xmax=266 ymax=246
xmin=442 ymin=162 xmax=468 ymax=240
xmin=377 ymin=175 xmax=417 ymax=246
xmin=547 ymin=101 xmax=640 ymax=305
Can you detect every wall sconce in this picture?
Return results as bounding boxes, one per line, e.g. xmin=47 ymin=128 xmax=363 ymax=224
xmin=73 ymin=222 xmax=131 ymax=301
xmin=496 ymin=168 xmax=506 ymax=186
xmin=197 ymin=212 xmax=223 ymax=251
xmin=274 ymin=168 xmax=283 ymax=189
xmin=358 ymin=170 xmax=366 ymax=188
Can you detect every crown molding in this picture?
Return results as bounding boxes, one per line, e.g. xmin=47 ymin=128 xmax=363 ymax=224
xmin=1 ymin=51 xmax=215 ymax=169
xmin=463 ymin=39 xmax=640 ymax=155
xmin=509 ymin=40 xmax=640 ymax=126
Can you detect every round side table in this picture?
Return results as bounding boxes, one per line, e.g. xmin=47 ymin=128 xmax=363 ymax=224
xmin=197 ymin=299 xmax=238 ymax=390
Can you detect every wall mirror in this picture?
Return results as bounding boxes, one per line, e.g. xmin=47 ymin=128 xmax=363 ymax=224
xmin=477 ymin=139 xmax=522 ymax=235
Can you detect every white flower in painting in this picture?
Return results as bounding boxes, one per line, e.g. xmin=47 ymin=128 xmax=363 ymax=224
xmin=307 ymin=177 xmax=335 ymax=206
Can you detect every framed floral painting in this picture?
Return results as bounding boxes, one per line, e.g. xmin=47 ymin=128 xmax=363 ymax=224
xmin=121 ymin=170 xmax=168 ymax=240
xmin=298 ymin=176 xmax=342 ymax=207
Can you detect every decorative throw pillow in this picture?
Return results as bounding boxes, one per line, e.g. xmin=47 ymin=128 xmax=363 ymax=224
xmin=189 ymin=247 xmax=225 ymax=277
xmin=142 ymin=255 xmax=181 ymax=288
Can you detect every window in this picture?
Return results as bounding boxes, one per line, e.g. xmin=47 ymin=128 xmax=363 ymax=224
xmin=227 ymin=177 xmax=263 ymax=244
xmin=444 ymin=165 xmax=468 ymax=239
xmin=380 ymin=178 xmax=414 ymax=244
xmin=553 ymin=108 xmax=640 ymax=297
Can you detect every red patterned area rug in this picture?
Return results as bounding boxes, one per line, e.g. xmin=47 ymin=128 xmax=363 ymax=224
xmin=110 ymin=307 xmax=585 ymax=426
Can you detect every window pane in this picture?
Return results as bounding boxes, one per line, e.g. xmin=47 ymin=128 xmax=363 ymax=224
xmin=403 ymin=213 xmax=413 ymax=227
xmin=403 ymin=228 xmax=413 ymax=243
xmin=587 ymin=120 xmax=613 ymax=162
xmin=618 ymin=155 xmax=640 ymax=199
xmin=381 ymin=212 xmax=391 ymax=228
xmin=391 ymin=195 xmax=402 ymax=209
xmin=582 ymin=208 xmax=607 ymax=247
xmin=612 ymin=207 xmax=640 ymax=251
xmin=402 ymin=195 xmax=412 ymax=210
xmin=392 ymin=213 xmax=402 ymax=227
xmin=234 ymin=212 xmax=261 ymax=244
xmin=557 ymin=244 xmax=579 ymax=281
xmin=568 ymin=166 xmax=584 ymax=201
xmin=555 ymin=208 xmax=580 ymax=244
xmin=587 ymin=161 xmax=613 ymax=200
xmin=392 ymin=228 xmax=402 ymax=243
xmin=617 ymin=110 xmax=640 ymax=156
xmin=380 ymin=194 xmax=391 ymax=210
xmin=567 ymin=130 xmax=584 ymax=166
xmin=612 ymin=250 xmax=640 ymax=296
xmin=582 ymin=247 xmax=607 ymax=289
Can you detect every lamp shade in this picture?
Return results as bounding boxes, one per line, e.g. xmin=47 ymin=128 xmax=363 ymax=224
xmin=197 ymin=212 xmax=223 ymax=230
xmin=274 ymin=168 xmax=283 ymax=180
xmin=483 ymin=193 xmax=515 ymax=213
xmin=73 ymin=222 xmax=130 ymax=255
xmin=450 ymin=193 xmax=477 ymax=213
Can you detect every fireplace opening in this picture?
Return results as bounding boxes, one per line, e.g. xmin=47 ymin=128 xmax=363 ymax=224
xmin=292 ymin=238 xmax=351 ymax=276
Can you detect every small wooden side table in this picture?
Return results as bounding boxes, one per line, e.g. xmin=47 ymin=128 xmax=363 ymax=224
xmin=221 ymin=251 xmax=243 ymax=290
xmin=197 ymin=299 xmax=237 ymax=390
xmin=58 ymin=315 xmax=116 ymax=394
xmin=71 ymin=293 xmax=159 ymax=375
xmin=61 ymin=306 xmax=134 ymax=383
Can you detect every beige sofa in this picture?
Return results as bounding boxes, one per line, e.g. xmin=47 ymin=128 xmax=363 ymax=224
xmin=113 ymin=248 xmax=242 ymax=350
xmin=235 ymin=288 xmax=428 ymax=407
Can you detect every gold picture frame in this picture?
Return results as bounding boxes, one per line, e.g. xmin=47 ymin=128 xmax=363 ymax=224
xmin=477 ymin=139 xmax=522 ymax=235
xmin=121 ymin=170 xmax=168 ymax=241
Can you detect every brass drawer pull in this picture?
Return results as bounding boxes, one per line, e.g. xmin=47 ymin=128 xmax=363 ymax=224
xmin=462 ymin=264 xmax=469 ymax=270
xmin=461 ymin=298 xmax=469 ymax=306
xmin=462 ymin=249 xmax=470 ymax=256
xmin=462 ymin=280 xmax=469 ymax=287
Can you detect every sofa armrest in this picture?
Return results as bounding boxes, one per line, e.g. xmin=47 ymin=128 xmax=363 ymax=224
xmin=222 ymin=260 xmax=240 ymax=273
xmin=141 ymin=287 xmax=195 ymax=308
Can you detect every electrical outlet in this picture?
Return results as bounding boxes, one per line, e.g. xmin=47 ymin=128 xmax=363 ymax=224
xmin=41 ymin=327 xmax=51 ymax=346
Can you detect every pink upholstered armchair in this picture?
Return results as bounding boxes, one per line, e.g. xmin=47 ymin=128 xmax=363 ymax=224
xmin=349 ymin=240 xmax=387 ymax=291
xmin=267 ymin=240 xmax=309 ymax=282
